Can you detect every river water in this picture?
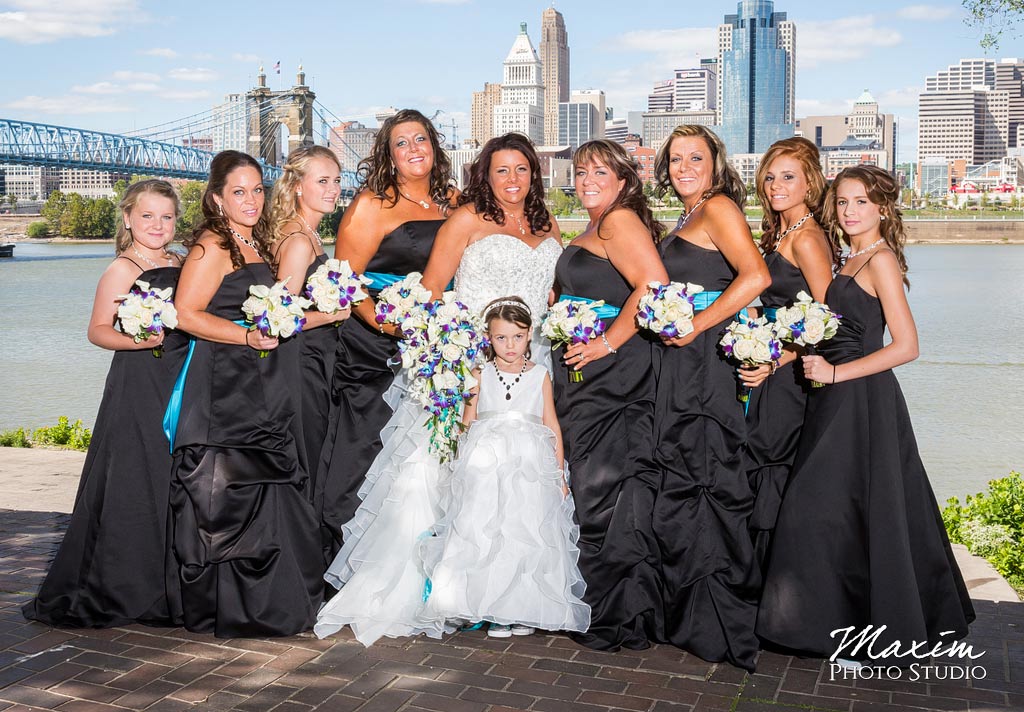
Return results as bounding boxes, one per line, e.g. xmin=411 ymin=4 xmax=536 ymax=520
xmin=0 ymin=241 xmax=1021 ymax=503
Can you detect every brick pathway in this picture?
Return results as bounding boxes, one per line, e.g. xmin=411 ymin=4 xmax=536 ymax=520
xmin=1 ymin=509 xmax=1021 ymax=711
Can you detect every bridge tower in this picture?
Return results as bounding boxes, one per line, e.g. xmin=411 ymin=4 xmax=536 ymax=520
xmin=246 ymin=65 xmax=316 ymax=166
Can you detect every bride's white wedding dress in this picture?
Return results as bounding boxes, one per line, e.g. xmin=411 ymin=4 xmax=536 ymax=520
xmin=314 ymin=233 xmax=562 ymax=645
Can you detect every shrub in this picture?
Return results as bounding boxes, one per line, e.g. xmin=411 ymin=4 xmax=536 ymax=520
xmin=0 ymin=428 xmax=31 ymax=447
xmin=26 ymin=221 xmax=49 ymax=238
xmin=27 ymin=416 xmax=92 ymax=451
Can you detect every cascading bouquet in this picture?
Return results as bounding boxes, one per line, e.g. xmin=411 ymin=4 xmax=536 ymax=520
xmin=773 ymin=290 xmax=843 ymax=387
xmin=241 ymin=278 xmax=312 ymax=357
xmin=636 ymin=281 xmax=705 ymax=339
xmin=374 ymin=271 xmax=433 ymax=333
xmin=541 ymin=299 xmax=606 ymax=383
xmin=117 ymin=279 xmax=178 ymax=357
xmin=304 ymin=258 xmax=372 ymax=314
xmin=399 ymin=297 xmax=489 ymax=463
xmin=719 ymin=315 xmax=784 ymax=406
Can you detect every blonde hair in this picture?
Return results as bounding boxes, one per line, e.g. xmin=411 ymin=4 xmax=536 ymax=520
xmin=115 ymin=179 xmax=181 ymax=254
xmin=269 ymin=145 xmax=341 ymax=245
xmin=654 ymin=124 xmax=746 ymax=209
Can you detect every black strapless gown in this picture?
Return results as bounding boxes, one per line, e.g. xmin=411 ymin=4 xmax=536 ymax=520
xmin=23 ymin=266 xmax=186 ymax=628
xmin=653 ymin=237 xmax=759 ymax=671
xmin=744 ymin=251 xmax=811 ymax=575
xmin=314 ymin=220 xmax=443 ymax=565
xmin=553 ymin=245 xmax=663 ymax=651
xmin=757 ymin=273 xmax=975 ymax=658
xmin=168 ymin=263 xmax=322 ymax=638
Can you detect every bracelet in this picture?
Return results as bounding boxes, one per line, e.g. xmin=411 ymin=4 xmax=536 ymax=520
xmin=244 ymin=329 xmax=251 ymax=348
xmin=769 ymin=359 xmax=779 ymax=375
xmin=832 ymin=364 xmax=837 ymax=384
xmin=601 ymin=334 xmax=617 ymax=354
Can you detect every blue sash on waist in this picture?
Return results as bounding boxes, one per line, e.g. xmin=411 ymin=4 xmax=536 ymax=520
xmin=763 ymin=307 xmax=778 ymax=322
xmin=364 ymin=271 xmax=454 ymax=292
xmin=692 ymin=290 xmax=723 ymax=312
xmin=162 ymin=318 xmax=248 ymax=453
xmin=557 ymin=294 xmax=622 ymax=321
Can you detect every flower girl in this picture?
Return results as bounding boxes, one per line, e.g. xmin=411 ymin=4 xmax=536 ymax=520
xmin=423 ymin=297 xmax=590 ymax=638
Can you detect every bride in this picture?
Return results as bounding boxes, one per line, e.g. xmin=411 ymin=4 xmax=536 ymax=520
xmin=314 ymin=133 xmax=562 ymax=645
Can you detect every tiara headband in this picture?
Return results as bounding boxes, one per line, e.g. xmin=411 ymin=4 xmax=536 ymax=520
xmin=484 ymin=299 xmax=530 ymax=317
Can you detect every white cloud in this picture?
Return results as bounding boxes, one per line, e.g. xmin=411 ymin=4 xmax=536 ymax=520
xmin=417 ymin=0 xmax=470 ymax=4
xmin=5 ymin=94 xmax=132 ymax=114
xmin=164 ymin=89 xmax=212 ymax=101
xmin=795 ymin=98 xmax=854 ymax=116
xmin=233 ymin=53 xmax=259 ymax=63
xmin=897 ymin=4 xmax=956 ymax=21
xmin=877 ymin=86 xmax=924 ymax=108
xmin=167 ymin=67 xmax=219 ymax=82
xmin=71 ymin=82 xmax=123 ymax=95
xmin=112 ymin=70 xmax=161 ymax=82
xmin=613 ymin=28 xmax=717 ymax=59
xmin=799 ymin=16 xmax=902 ymax=68
xmin=0 ymin=0 xmax=143 ymax=44
xmin=142 ymin=47 xmax=177 ymax=58
xmin=192 ymin=52 xmax=214 ymax=60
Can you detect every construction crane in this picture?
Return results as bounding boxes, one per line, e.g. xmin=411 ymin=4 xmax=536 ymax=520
xmin=429 ymin=110 xmax=459 ymax=149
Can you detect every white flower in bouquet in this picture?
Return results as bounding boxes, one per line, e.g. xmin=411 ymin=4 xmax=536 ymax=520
xmin=117 ymin=280 xmax=178 ymax=355
xmin=719 ymin=314 xmax=784 ymax=405
xmin=241 ymin=279 xmax=312 ymax=356
xmin=374 ymin=272 xmax=432 ymax=330
xmin=304 ymin=258 xmax=372 ymax=314
xmin=775 ymin=290 xmax=841 ymax=347
xmin=636 ymin=281 xmax=704 ymax=338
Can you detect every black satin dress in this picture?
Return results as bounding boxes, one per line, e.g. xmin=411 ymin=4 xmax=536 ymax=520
xmin=653 ymin=236 xmax=759 ymax=671
xmin=24 ymin=265 xmax=186 ymax=628
xmin=168 ymin=262 xmax=322 ymax=638
xmin=553 ymin=245 xmax=663 ymax=651
xmin=757 ymin=262 xmax=975 ymax=659
xmin=743 ymin=251 xmax=811 ymax=575
xmin=315 ymin=220 xmax=443 ymax=565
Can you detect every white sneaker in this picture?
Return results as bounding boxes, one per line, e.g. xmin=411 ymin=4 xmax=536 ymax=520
xmin=511 ymin=625 xmax=535 ymax=636
xmin=487 ymin=623 xmax=512 ymax=638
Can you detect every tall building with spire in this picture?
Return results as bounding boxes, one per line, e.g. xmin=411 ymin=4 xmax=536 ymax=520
xmin=493 ymin=23 xmax=545 ymax=145
xmin=540 ymin=6 xmax=570 ymax=146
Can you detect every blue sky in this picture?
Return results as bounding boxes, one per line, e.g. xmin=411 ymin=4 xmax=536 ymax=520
xmin=0 ymin=0 xmax=1007 ymax=162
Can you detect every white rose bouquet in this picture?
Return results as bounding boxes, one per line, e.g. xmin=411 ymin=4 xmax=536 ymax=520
xmin=373 ymin=272 xmax=432 ymax=333
xmin=303 ymin=258 xmax=372 ymax=314
xmin=636 ymin=281 xmax=705 ymax=339
xmin=541 ymin=299 xmax=606 ymax=383
xmin=241 ymin=278 xmax=313 ymax=357
xmin=117 ymin=279 xmax=178 ymax=357
xmin=719 ymin=315 xmax=784 ymax=406
xmin=774 ymin=290 xmax=842 ymax=387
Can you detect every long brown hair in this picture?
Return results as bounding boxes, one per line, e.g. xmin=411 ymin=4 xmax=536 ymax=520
xmin=458 ymin=133 xmax=552 ymax=235
xmin=573 ymin=139 xmax=663 ymax=243
xmin=358 ymin=109 xmax=454 ymax=212
xmin=269 ymin=145 xmax=340 ymax=246
xmin=187 ymin=150 xmax=273 ymax=270
xmin=823 ymin=165 xmax=910 ymax=287
xmin=116 ymin=179 xmax=180 ymax=255
xmin=755 ymin=138 xmax=826 ymax=241
xmin=654 ymin=124 xmax=746 ymax=209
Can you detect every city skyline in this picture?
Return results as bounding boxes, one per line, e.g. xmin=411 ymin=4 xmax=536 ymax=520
xmin=0 ymin=0 xmax=1005 ymax=162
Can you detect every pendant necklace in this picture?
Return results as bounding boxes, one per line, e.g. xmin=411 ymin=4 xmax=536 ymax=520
xmin=400 ymin=190 xmax=432 ymax=209
xmin=503 ymin=209 xmax=527 ymax=236
xmin=774 ymin=212 xmax=813 ymax=247
xmin=298 ymin=214 xmax=324 ymax=248
xmin=132 ymin=245 xmax=170 ymax=270
xmin=846 ymin=237 xmax=886 ymax=261
xmin=675 ymin=193 xmax=711 ymax=231
xmin=494 ymin=359 xmax=528 ymax=401
xmin=230 ymin=227 xmax=259 ymax=252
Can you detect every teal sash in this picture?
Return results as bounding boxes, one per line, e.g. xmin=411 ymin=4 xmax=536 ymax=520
xmin=764 ymin=307 xmax=778 ymax=322
xmin=364 ymin=271 xmax=454 ymax=292
xmin=557 ymin=294 xmax=622 ymax=321
xmin=692 ymin=290 xmax=723 ymax=312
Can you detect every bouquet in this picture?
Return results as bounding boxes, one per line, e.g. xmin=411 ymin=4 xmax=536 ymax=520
xmin=303 ymin=258 xmax=372 ymax=314
xmin=117 ymin=279 xmax=178 ymax=357
xmin=773 ymin=290 xmax=843 ymax=387
xmin=240 ymin=278 xmax=313 ymax=357
xmin=541 ymin=299 xmax=606 ymax=383
xmin=399 ymin=297 xmax=489 ymax=463
xmin=719 ymin=315 xmax=784 ymax=406
xmin=636 ymin=281 xmax=705 ymax=338
xmin=374 ymin=271 xmax=433 ymax=334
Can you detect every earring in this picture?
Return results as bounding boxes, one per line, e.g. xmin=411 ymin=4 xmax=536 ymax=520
xmin=217 ymin=204 xmax=223 ymax=216
xmin=880 ymin=215 xmax=887 ymax=221
xmin=124 ymin=224 xmax=131 ymax=231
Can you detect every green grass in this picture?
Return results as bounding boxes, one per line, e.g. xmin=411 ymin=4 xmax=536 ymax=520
xmin=0 ymin=416 xmax=92 ymax=451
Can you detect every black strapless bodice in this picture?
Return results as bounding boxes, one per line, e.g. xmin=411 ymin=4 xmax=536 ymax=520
xmin=365 ymin=220 xmax=445 ymax=285
xmin=658 ymin=235 xmax=736 ymax=290
xmin=761 ymin=251 xmax=809 ymax=309
xmin=555 ymin=245 xmax=632 ymax=308
xmin=819 ymin=275 xmax=885 ymax=365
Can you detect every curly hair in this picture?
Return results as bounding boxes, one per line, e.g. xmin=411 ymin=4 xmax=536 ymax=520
xmin=458 ymin=133 xmax=552 ymax=235
xmin=357 ymin=109 xmax=454 ymax=212
xmin=482 ymin=296 xmax=533 ymax=361
xmin=822 ymin=164 xmax=910 ymax=287
xmin=187 ymin=150 xmax=274 ymax=270
xmin=654 ymin=124 xmax=746 ymax=209
xmin=268 ymin=145 xmax=340 ymax=246
xmin=573 ymin=139 xmax=664 ymax=244
xmin=115 ymin=179 xmax=180 ymax=255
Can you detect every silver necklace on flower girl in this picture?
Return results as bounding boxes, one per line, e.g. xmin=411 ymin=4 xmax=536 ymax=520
xmin=131 ymin=245 xmax=172 ymax=270
xmin=493 ymin=359 xmax=528 ymax=401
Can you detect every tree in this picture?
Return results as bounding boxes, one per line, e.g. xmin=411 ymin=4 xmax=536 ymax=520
xmin=41 ymin=190 xmax=68 ymax=232
xmin=27 ymin=221 xmax=49 ymax=238
xmin=964 ymin=0 xmax=1024 ymax=49
xmin=177 ymin=181 xmax=206 ymax=237
xmin=112 ymin=179 xmax=128 ymax=205
xmin=87 ymin=198 xmax=117 ymax=237
xmin=62 ymin=193 xmax=90 ymax=236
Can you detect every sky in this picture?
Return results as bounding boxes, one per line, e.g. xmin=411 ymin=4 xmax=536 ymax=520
xmin=0 ymin=0 xmax=1012 ymax=163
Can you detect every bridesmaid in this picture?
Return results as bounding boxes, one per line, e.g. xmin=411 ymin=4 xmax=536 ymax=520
xmin=268 ymin=145 xmax=350 ymax=482
xmin=651 ymin=125 xmax=769 ymax=671
xmin=316 ymin=109 xmax=455 ymax=565
xmin=738 ymin=137 xmax=836 ymax=574
xmin=757 ymin=165 xmax=974 ymax=663
xmin=24 ymin=180 xmax=185 ymax=627
xmin=169 ymin=150 xmax=322 ymax=637
xmin=554 ymin=139 xmax=668 ymax=651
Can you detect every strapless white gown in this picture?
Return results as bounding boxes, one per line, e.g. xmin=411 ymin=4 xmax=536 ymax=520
xmin=315 ymin=234 xmax=561 ymax=645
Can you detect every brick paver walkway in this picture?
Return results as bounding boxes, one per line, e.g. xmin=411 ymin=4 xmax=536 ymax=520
xmin=1 ymin=509 xmax=1021 ymax=712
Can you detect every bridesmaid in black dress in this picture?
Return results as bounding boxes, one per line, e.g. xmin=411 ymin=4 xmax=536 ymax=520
xmin=757 ymin=165 xmax=974 ymax=662
xmin=169 ymin=151 xmax=322 ymax=637
xmin=315 ymin=110 xmax=455 ymax=565
xmin=739 ymin=137 xmax=836 ymax=575
xmin=554 ymin=140 xmax=668 ymax=651
xmin=268 ymin=146 xmax=351 ymax=480
xmin=651 ymin=125 xmax=769 ymax=671
xmin=24 ymin=180 xmax=185 ymax=627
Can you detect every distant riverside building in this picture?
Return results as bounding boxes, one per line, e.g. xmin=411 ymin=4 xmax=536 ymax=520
xmin=211 ymin=93 xmax=248 ymax=153
xmin=796 ymin=90 xmax=897 ymax=172
xmin=493 ymin=23 xmax=545 ymax=145
xmin=648 ymin=80 xmax=674 ymax=112
xmin=572 ymin=90 xmax=606 ymax=138
xmin=329 ymin=121 xmax=375 ymax=173
xmin=536 ymin=146 xmax=573 ymax=189
xmin=182 ymin=136 xmax=214 ymax=152
xmin=559 ymin=102 xmax=600 ymax=152
xmin=648 ymin=63 xmax=718 ymax=113
xmin=605 ymin=118 xmax=629 ymax=144
xmin=717 ymin=0 xmax=795 ymax=155
xmin=728 ymin=153 xmax=764 ymax=187
xmin=471 ymin=82 xmax=502 ymax=146
xmin=643 ymin=110 xmax=717 ymax=154
xmin=375 ymin=108 xmax=398 ymax=125
xmin=540 ymin=6 xmax=570 ymax=147
xmin=445 ymin=141 xmax=482 ymax=190
xmin=623 ymin=135 xmax=657 ymax=185
xmin=59 ymin=169 xmax=130 ymax=200
xmin=1 ymin=165 xmax=60 ymax=200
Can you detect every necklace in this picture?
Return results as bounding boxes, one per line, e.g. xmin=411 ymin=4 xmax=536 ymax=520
xmin=297 ymin=213 xmax=324 ymax=248
xmin=132 ymin=245 xmax=171 ymax=270
xmin=399 ymin=190 xmax=431 ymax=210
xmin=775 ymin=212 xmax=813 ymax=247
xmin=493 ymin=359 xmax=528 ymax=401
xmin=503 ymin=209 xmax=527 ymax=236
xmin=676 ymin=193 xmax=711 ymax=231
xmin=230 ymin=227 xmax=259 ymax=252
xmin=846 ymin=237 xmax=886 ymax=261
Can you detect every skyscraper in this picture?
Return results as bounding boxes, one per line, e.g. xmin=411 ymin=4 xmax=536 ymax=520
xmin=540 ymin=6 xmax=569 ymax=146
xmin=471 ymin=82 xmax=502 ymax=146
xmin=493 ymin=23 xmax=545 ymax=145
xmin=717 ymin=0 xmax=795 ymax=155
